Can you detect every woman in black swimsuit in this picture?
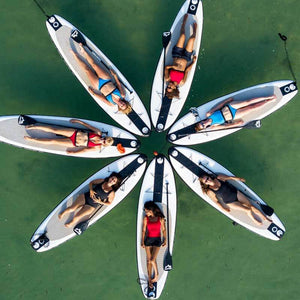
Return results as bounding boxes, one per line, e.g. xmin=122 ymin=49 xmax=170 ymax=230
xmin=59 ymin=172 xmax=122 ymax=228
xmin=199 ymin=173 xmax=271 ymax=225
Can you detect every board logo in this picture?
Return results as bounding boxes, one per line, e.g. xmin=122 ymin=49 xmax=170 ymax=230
xmin=73 ymin=227 xmax=82 ymax=235
xmin=47 ymin=16 xmax=62 ymax=31
xmin=280 ymin=82 xmax=297 ymax=96
xmin=188 ymin=0 xmax=199 ymax=15
xmin=268 ymin=223 xmax=284 ymax=238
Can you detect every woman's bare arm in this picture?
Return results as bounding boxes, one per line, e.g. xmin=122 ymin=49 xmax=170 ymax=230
xmin=206 ymin=97 xmax=234 ymax=117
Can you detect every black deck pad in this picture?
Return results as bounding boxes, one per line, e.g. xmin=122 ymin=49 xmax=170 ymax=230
xmin=187 ymin=0 xmax=201 ymax=15
xmin=156 ymin=96 xmax=173 ymax=131
xmin=267 ymin=223 xmax=285 ymax=239
xmin=118 ymin=154 xmax=147 ymax=180
xmin=127 ymin=110 xmax=150 ymax=136
xmin=280 ymin=81 xmax=297 ymax=96
xmin=47 ymin=15 xmax=62 ymax=31
xmin=18 ymin=115 xmax=37 ymax=126
xmin=168 ymin=123 xmax=197 ymax=141
xmin=169 ymin=147 xmax=206 ymax=177
xmin=153 ymin=156 xmax=165 ymax=203
xmin=112 ymin=137 xmax=140 ymax=148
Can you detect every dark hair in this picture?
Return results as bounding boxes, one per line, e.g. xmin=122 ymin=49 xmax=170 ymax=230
xmin=144 ymin=201 xmax=165 ymax=218
xmin=105 ymin=172 xmax=123 ymax=191
xmin=165 ymin=84 xmax=180 ymax=99
xmin=199 ymin=173 xmax=215 ymax=194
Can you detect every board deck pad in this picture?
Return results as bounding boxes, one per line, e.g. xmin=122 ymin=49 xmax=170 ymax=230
xmin=153 ymin=156 xmax=165 ymax=203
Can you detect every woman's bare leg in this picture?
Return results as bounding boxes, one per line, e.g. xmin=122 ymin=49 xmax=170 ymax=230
xmin=58 ymin=194 xmax=85 ymax=219
xmin=26 ymin=124 xmax=75 ymax=136
xmin=185 ymin=22 xmax=197 ymax=52
xmin=78 ymin=44 xmax=111 ymax=80
xmin=234 ymin=96 xmax=276 ymax=119
xmin=237 ymin=192 xmax=272 ymax=222
xmin=145 ymin=247 xmax=154 ymax=288
xmin=24 ymin=136 xmax=74 ymax=147
xmin=176 ymin=14 xmax=189 ymax=48
xmin=228 ymin=201 xmax=262 ymax=225
xmin=65 ymin=205 xmax=95 ymax=228
xmin=150 ymin=246 xmax=161 ymax=283
xmin=230 ymin=95 xmax=276 ymax=110
xmin=71 ymin=49 xmax=99 ymax=88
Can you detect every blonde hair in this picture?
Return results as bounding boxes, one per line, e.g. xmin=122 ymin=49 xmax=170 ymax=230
xmin=118 ymin=101 xmax=132 ymax=115
xmin=104 ymin=136 xmax=114 ymax=146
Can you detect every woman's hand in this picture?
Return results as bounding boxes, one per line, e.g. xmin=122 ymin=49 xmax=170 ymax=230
xmin=162 ymin=240 xmax=167 ymax=247
xmin=110 ymin=68 xmax=117 ymax=78
xmin=88 ymin=86 xmax=96 ymax=95
xmin=192 ymin=55 xmax=197 ymax=63
xmin=90 ymin=189 xmax=97 ymax=200
xmin=141 ymin=242 xmax=145 ymax=248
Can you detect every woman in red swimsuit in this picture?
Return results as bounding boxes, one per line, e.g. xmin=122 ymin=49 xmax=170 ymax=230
xmin=141 ymin=201 xmax=166 ymax=289
xmin=164 ymin=13 xmax=198 ymax=99
xmin=24 ymin=118 xmax=114 ymax=154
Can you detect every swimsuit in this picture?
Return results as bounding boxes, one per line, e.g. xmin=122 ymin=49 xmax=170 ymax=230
xmin=144 ymin=216 xmax=162 ymax=247
xmin=209 ymin=104 xmax=237 ymax=126
xmin=169 ymin=69 xmax=185 ymax=84
xmin=98 ymin=78 xmax=122 ymax=104
xmin=84 ymin=183 xmax=112 ymax=208
xmin=172 ymin=45 xmax=193 ymax=62
xmin=69 ymin=131 xmax=103 ymax=147
xmin=213 ymin=182 xmax=238 ymax=204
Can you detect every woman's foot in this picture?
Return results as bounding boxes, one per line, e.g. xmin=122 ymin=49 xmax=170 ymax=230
xmin=24 ymin=136 xmax=34 ymax=141
xmin=65 ymin=221 xmax=73 ymax=228
xmin=148 ymin=281 xmax=154 ymax=289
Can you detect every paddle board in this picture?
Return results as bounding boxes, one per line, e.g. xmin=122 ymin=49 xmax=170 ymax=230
xmin=30 ymin=154 xmax=147 ymax=252
xmin=169 ymin=146 xmax=285 ymax=240
xmin=46 ymin=15 xmax=151 ymax=136
xmin=0 ymin=115 xmax=140 ymax=158
xmin=150 ymin=0 xmax=203 ymax=132
xmin=137 ymin=154 xmax=177 ymax=299
xmin=167 ymin=80 xmax=298 ymax=144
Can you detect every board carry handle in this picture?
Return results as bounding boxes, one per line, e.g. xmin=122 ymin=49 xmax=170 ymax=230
xmin=163 ymin=181 xmax=173 ymax=271
xmin=70 ymin=29 xmax=134 ymax=94
xmin=197 ymin=160 xmax=274 ymax=216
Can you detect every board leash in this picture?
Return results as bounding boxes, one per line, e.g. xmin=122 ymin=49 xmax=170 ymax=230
xmin=278 ymin=33 xmax=297 ymax=84
xmin=33 ymin=0 xmax=49 ymax=18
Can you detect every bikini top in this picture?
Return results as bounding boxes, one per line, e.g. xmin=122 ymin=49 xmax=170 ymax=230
xmin=169 ymin=69 xmax=184 ymax=84
xmin=209 ymin=105 xmax=235 ymax=126
xmin=146 ymin=216 xmax=161 ymax=238
xmin=87 ymin=133 xmax=103 ymax=147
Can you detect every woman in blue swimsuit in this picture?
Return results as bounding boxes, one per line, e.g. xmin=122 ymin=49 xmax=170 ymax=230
xmin=72 ymin=44 xmax=132 ymax=114
xmin=195 ymin=95 xmax=276 ymax=131
xmin=58 ymin=172 xmax=122 ymax=228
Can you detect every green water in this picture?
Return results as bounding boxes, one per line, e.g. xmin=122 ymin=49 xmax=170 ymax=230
xmin=1 ymin=0 xmax=299 ymax=299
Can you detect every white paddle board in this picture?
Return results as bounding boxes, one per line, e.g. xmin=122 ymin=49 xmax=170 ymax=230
xmin=167 ymin=80 xmax=298 ymax=144
xmin=30 ymin=154 xmax=147 ymax=252
xmin=150 ymin=0 xmax=203 ymax=132
xmin=46 ymin=15 xmax=151 ymax=136
xmin=0 ymin=115 xmax=139 ymax=158
xmin=137 ymin=155 xmax=176 ymax=299
xmin=169 ymin=146 xmax=285 ymax=240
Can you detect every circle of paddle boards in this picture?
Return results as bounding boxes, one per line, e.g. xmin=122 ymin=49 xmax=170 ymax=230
xmin=150 ymin=0 xmax=203 ymax=132
xmin=30 ymin=154 xmax=147 ymax=252
xmin=46 ymin=15 xmax=151 ymax=136
xmin=167 ymin=80 xmax=298 ymax=145
xmin=0 ymin=115 xmax=140 ymax=158
xmin=168 ymin=146 xmax=285 ymax=241
xmin=137 ymin=155 xmax=176 ymax=299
